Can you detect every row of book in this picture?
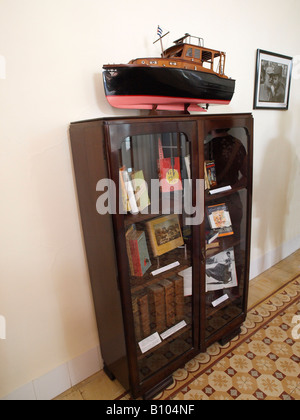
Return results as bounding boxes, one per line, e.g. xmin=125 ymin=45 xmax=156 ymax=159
xmin=125 ymin=215 xmax=184 ymax=277
xmin=120 ymin=159 xmax=227 ymax=215
xmin=132 ymin=274 xmax=185 ymax=343
xmin=120 ymin=139 xmax=191 ymax=215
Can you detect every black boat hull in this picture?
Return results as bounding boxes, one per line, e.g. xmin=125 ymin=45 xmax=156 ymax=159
xmin=102 ymin=65 xmax=235 ymax=111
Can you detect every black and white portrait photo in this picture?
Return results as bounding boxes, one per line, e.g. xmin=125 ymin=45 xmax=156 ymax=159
xmin=254 ymin=50 xmax=293 ymax=110
xmin=206 ymin=247 xmax=238 ymax=292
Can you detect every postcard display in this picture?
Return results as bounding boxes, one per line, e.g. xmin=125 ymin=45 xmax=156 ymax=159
xmin=70 ymin=113 xmax=253 ymax=399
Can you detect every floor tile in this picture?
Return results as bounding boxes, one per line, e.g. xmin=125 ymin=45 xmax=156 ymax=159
xmin=77 ymin=370 xmax=125 ymax=400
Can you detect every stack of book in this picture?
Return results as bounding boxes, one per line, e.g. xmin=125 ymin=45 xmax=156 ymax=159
xmin=132 ymin=274 xmax=185 ymax=341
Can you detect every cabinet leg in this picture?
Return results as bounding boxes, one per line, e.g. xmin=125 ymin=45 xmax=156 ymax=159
xmin=103 ymin=364 xmax=116 ymax=381
xmin=218 ymin=327 xmax=241 ymax=346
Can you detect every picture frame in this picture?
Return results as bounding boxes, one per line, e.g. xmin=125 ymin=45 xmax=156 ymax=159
xmin=146 ymin=214 xmax=184 ymax=257
xmin=253 ymin=49 xmax=293 ymax=110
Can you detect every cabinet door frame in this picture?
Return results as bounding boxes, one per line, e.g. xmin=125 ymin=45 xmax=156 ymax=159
xmin=104 ymin=116 xmax=203 ymax=397
xmin=199 ymin=113 xmax=253 ymax=347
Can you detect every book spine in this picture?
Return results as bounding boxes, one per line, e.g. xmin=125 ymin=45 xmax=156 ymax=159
xmin=137 ymin=293 xmax=150 ymax=338
xmin=147 ymin=284 xmax=166 ymax=333
xmin=169 ymin=275 xmax=184 ymax=322
xmin=129 ymin=238 xmax=142 ymax=276
xmin=146 ymin=222 xmax=158 ymax=258
xmin=159 ymin=279 xmax=176 ymax=327
xmin=132 ymin=293 xmax=142 ymax=342
xmin=125 ymin=230 xmax=135 ymax=276
xmin=122 ymin=169 xmax=139 ymax=214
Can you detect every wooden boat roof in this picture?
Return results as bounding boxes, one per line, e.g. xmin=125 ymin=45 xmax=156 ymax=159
xmin=163 ymin=34 xmax=224 ymax=60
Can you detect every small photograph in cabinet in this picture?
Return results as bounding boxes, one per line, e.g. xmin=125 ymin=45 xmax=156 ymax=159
xmin=253 ymin=49 xmax=293 ymax=110
xmin=146 ymin=214 xmax=184 ymax=257
xmin=206 ymin=247 xmax=237 ymax=292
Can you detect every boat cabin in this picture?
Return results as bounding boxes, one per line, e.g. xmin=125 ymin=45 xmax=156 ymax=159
xmin=129 ymin=34 xmax=227 ymax=78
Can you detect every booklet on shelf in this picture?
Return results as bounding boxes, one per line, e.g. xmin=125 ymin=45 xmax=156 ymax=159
xmin=207 ymin=203 xmax=234 ymax=237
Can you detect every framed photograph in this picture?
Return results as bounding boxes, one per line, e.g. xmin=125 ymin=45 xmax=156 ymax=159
xmin=253 ymin=49 xmax=293 ymax=110
xmin=146 ymin=214 xmax=184 ymax=257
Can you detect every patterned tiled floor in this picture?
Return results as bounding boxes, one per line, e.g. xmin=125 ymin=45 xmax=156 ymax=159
xmin=169 ymin=293 xmax=300 ymax=400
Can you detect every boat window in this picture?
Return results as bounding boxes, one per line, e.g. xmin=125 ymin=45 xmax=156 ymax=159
xmin=194 ymin=49 xmax=201 ymax=60
xmin=186 ymin=48 xmax=193 ymax=57
xmin=202 ymin=51 xmax=212 ymax=62
xmin=213 ymin=55 xmax=220 ymax=73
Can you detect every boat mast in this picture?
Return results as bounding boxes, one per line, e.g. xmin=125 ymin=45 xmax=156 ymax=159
xmin=153 ymin=26 xmax=169 ymax=58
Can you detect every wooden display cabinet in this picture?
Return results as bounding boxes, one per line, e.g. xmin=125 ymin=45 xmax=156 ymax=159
xmin=70 ymin=113 xmax=253 ymax=399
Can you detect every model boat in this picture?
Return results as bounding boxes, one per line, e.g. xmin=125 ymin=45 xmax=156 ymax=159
xmin=102 ymin=33 xmax=235 ymax=112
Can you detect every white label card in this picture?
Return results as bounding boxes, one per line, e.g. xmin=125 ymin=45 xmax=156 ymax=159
xmin=211 ymin=294 xmax=229 ymax=307
xmin=151 ymin=261 xmax=180 ymax=276
xmin=138 ymin=332 xmax=162 ymax=354
xmin=160 ymin=320 xmax=187 ymax=340
xmin=209 ymin=186 xmax=232 ymax=195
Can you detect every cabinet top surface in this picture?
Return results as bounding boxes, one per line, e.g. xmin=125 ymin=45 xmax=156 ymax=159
xmin=70 ymin=113 xmax=253 ymax=126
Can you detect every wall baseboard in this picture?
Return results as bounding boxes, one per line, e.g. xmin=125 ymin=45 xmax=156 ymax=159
xmin=249 ymin=235 xmax=300 ymax=280
xmin=2 ymin=346 xmax=103 ymax=400
xmin=3 ymin=236 xmax=299 ymax=400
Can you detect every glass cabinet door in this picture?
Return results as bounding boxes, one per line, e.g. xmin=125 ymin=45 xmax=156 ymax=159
xmin=118 ymin=130 xmax=197 ymax=383
xmin=203 ymin=126 xmax=250 ymax=340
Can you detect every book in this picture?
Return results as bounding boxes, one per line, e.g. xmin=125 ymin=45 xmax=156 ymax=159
xmin=178 ymin=266 xmax=192 ymax=297
xmin=207 ymin=203 xmax=234 ymax=237
xmin=204 ymin=160 xmax=217 ymax=190
xmin=137 ymin=293 xmax=151 ymax=338
xmin=125 ymin=225 xmax=136 ymax=276
xmin=206 ymin=241 xmax=220 ymax=250
xmin=119 ymin=166 xmax=139 ymax=214
xmin=206 ymin=247 xmax=238 ymax=292
xmin=146 ymin=214 xmax=184 ymax=257
xmin=157 ymin=138 xmax=182 ymax=193
xmin=132 ymin=291 xmax=151 ymax=341
xmin=168 ymin=274 xmax=184 ymax=322
xmin=128 ymin=230 xmax=151 ymax=277
xmin=147 ymin=284 xmax=166 ymax=333
xmin=185 ymin=155 xmax=192 ymax=188
xmin=205 ymin=231 xmax=220 ymax=250
xmin=119 ymin=167 xmax=131 ymax=212
xmin=206 ymin=230 xmax=219 ymax=244
xmin=132 ymin=292 xmax=142 ymax=342
xmin=131 ymin=170 xmax=150 ymax=212
xmin=159 ymin=279 xmax=176 ymax=328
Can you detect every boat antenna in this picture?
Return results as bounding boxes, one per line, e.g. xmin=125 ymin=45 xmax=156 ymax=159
xmin=153 ymin=26 xmax=169 ymax=57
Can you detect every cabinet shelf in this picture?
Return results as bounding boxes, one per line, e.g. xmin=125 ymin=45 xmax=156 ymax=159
xmin=206 ymin=287 xmax=242 ymax=317
xmin=129 ymin=246 xmax=191 ymax=293
xmin=206 ymin=235 xmax=242 ymax=259
xmin=205 ymin=182 xmax=247 ymax=203
xmin=123 ymin=194 xmax=184 ymax=227
xmin=136 ymin=323 xmax=191 ymax=360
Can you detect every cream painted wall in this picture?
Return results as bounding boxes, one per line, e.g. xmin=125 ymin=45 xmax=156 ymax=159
xmin=0 ymin=0 xmax=300 ymax=398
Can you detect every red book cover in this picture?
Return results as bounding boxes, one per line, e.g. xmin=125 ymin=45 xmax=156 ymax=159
xmin=157 ymin=138 xmax=182 ymax=192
